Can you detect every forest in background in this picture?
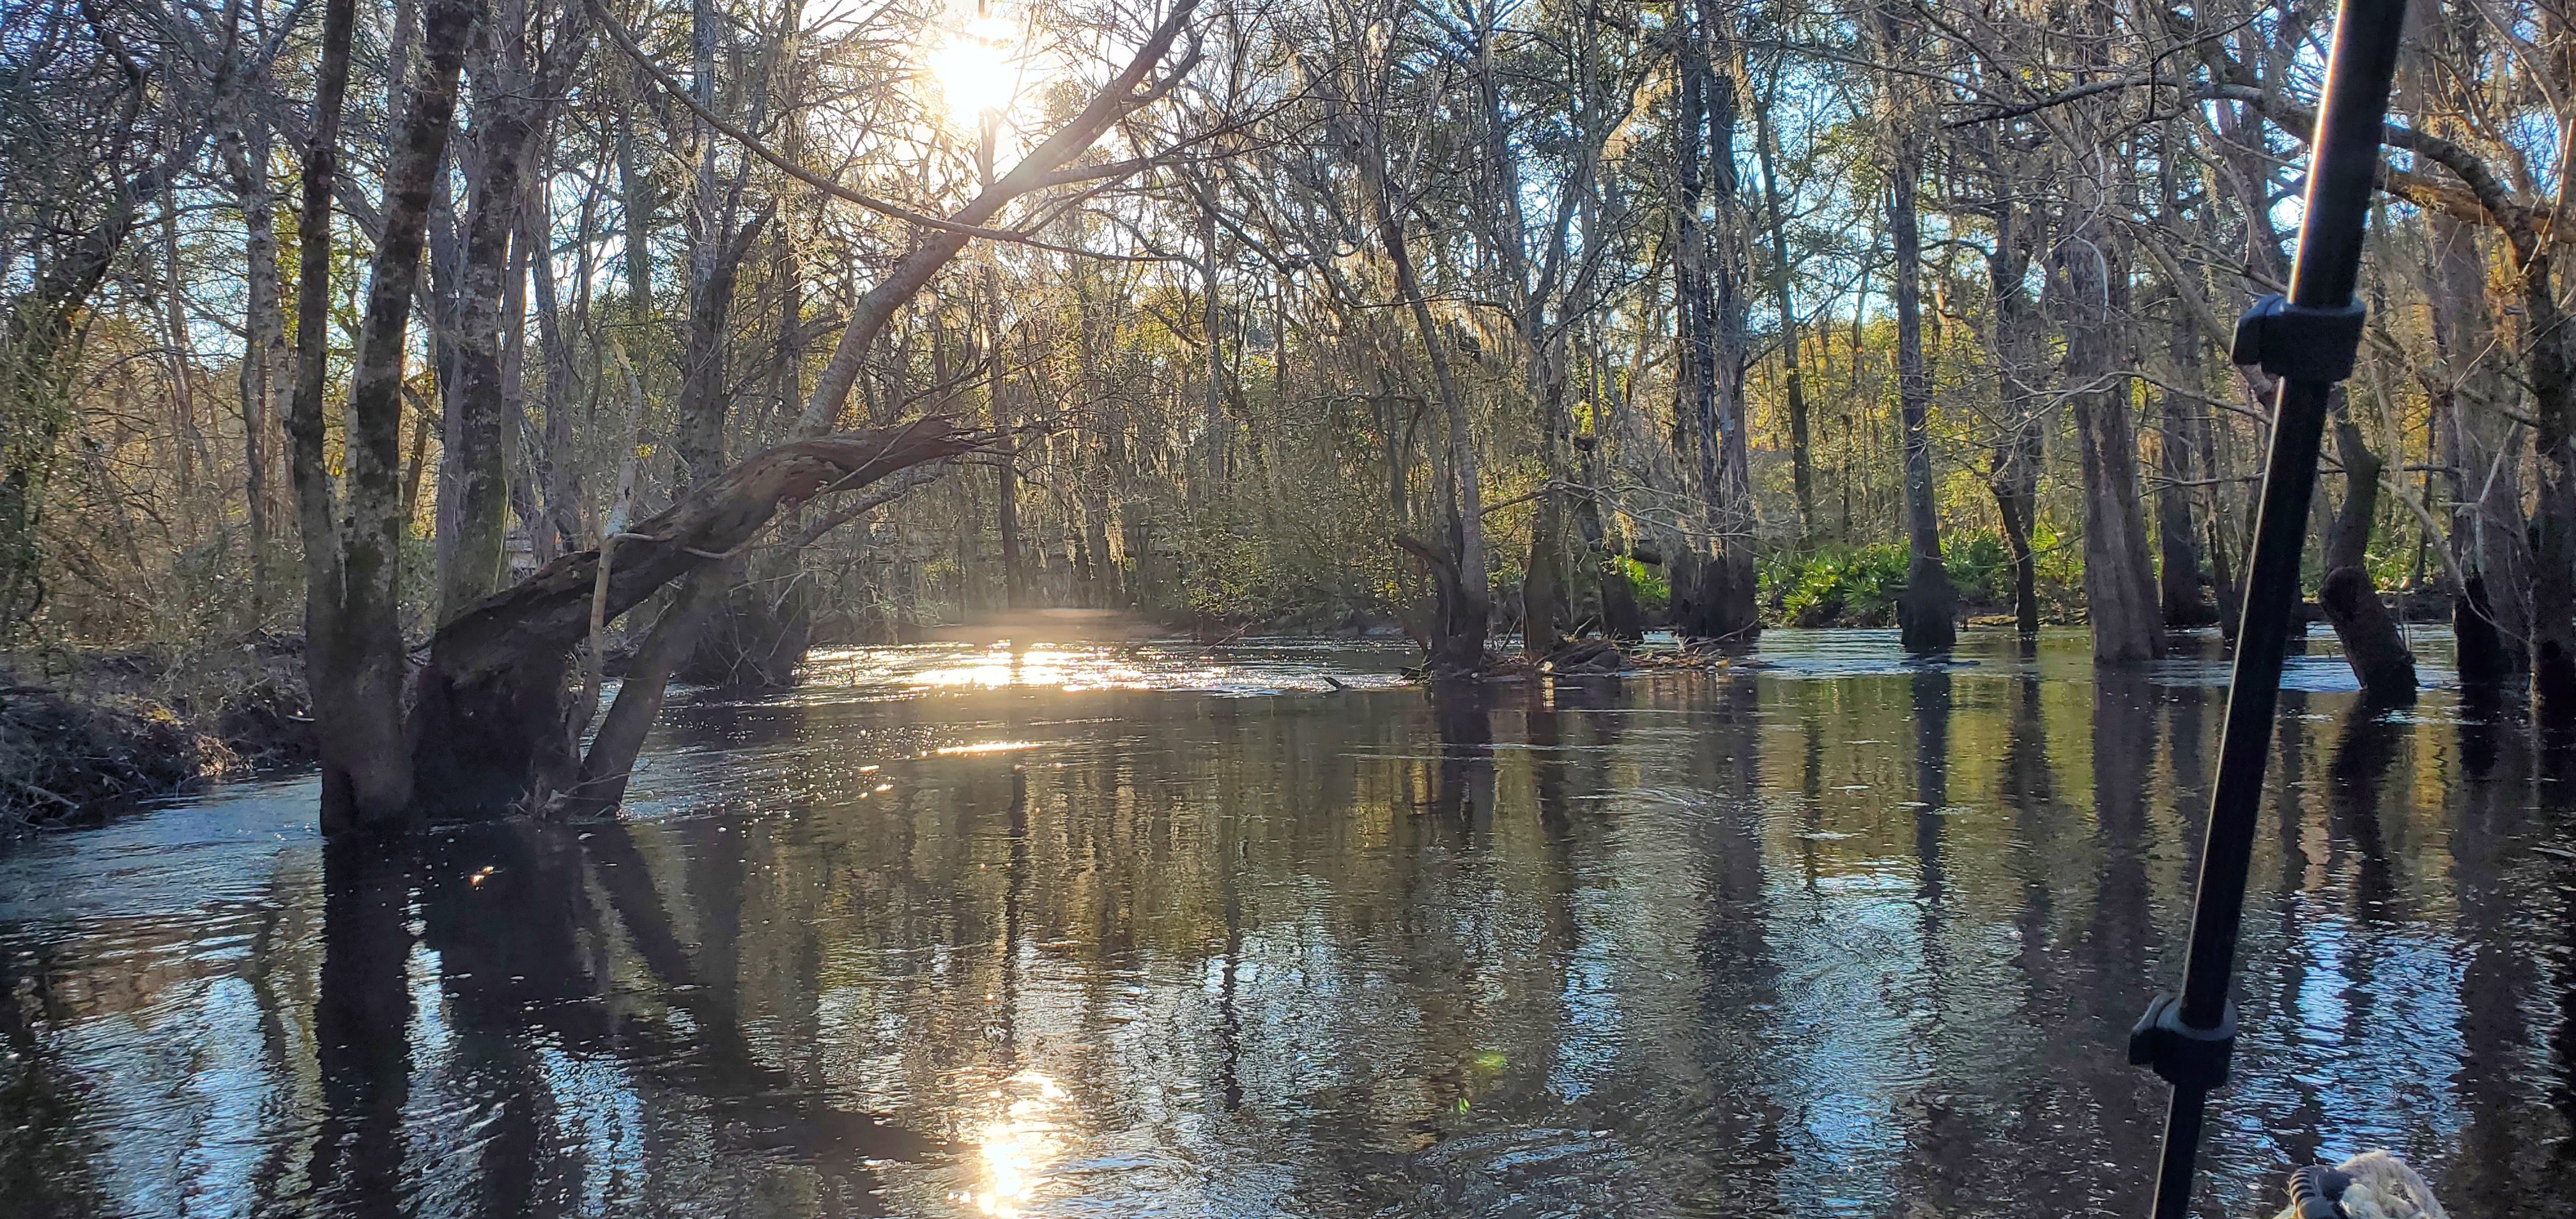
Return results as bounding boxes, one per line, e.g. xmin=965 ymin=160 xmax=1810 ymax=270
xmin=1 ymin=0 xmax=2570 ymax=825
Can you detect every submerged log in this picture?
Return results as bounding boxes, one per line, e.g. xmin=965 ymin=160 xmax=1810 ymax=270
xmin=410 ymin=417 xmax=985 ymax=815
xmin=1538 ymin=638 xmax=1624 ymax=675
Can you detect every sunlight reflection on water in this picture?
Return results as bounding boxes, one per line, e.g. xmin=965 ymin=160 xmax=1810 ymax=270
xmin=962 ymin=1071 xmax=1069 ymax=1218
xmin=0 ymin=626 xmax=2566 ymax=1219
xmin=788 ymin=640 xmax=1414 ymax=702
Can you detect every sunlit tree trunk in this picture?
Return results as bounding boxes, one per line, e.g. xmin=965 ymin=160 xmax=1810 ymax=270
xmin=1671 ymin=0 xmax=1758 ymax=643
xmin=220 ymin=109 xmax=288 ymax=625
xmin=1874 ymin=0 xmax=1954 ymax=652
xmin=1750 ymin=54 xmax=1811 ymax=540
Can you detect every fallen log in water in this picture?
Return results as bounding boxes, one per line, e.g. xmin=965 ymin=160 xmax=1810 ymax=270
xmin=410 ymin=417 xmax=987 ymax=815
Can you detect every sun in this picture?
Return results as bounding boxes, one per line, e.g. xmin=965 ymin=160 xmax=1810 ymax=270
xmin=924 ymin=15 xmax=1023 ymax=126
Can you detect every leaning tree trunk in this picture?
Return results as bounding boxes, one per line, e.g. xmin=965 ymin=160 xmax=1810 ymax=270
xmin=410 ymin=419 xmax=985 ymax=815
xmin=2318 ymin=399 xmax=2416 ymax=703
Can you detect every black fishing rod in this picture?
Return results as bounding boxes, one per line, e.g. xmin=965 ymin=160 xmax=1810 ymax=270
xmin=2125 ymin=0 xmax=2411 ymax=1215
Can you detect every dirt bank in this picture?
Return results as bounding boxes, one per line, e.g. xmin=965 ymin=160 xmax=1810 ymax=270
xmin=1 ymin=635 xmax=316 ymax=831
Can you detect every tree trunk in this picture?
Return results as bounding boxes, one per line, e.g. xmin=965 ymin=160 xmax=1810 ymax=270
xmin=1371 ymin=188 xmax=1489 ymax=673
xmin=2519 ymin=217 xmax=2575 ymax=715
xmin=526 ymin=172 xmax=584 ymax=560
xmin=1875 ymin=4 xmax=1954 ymax=653
xmin=565 ymin=568 xmax=721 ymax=814
xmin=1671 ymin=0 xmax=1758 ymax=644
xmin=1983 ymin=209 xmax=2044 ymax=637
xmin=614 ymin=72 xmax=656 ymax=318
xmin=1751 ymin=54 xmax=1811 ymax=539
xmin=295 ymin=0 xmax=478 ymax=836
xmin=2155 ymin=307 xmax=2216 ymax=627
xmin=992 ymin=273 xmax=1025 ymax=608
xmin=2319 ymin=402 xmax=2416 ymax=702
xmin=439 ymin=82 xmax=533 ymax=617
xmin=2055 ymin=211 xmax=2161 ymax=664
xmin=221 ymin=111 xmax=288 ymax=625
xmin=2426 ymin=209 xmax=2530 ymax=684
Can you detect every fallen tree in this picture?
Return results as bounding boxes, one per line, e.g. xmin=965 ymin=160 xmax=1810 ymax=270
xmin=292 ymin=0 xmax=1209 ymax=836
xmin=580 ymin=0 xmax=1213 ymax=693
xmin=410 ymin=418 xmax=988 ymax=816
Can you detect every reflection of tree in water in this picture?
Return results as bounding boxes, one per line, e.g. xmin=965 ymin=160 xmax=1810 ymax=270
xmin=1912 ymin=670 xmax=1950 ymax=912
xmin=308 ymin=819 xmax=931 ymax=1217
xmin=27 ymin=645 xmax=2576 ymax=1217
xmin=1798 ymin=698 xmax=1825 ymax=895
xmin=1690 ymin=673 xmax=1786 ymax=1212
xmin=2442 ymin=695 xmax=2561 ymax=1213
xmin=2073 ymin=675 xmax=2163 ymax=1204
xmin=312 ymin=839 xmax=413 ymax=1217
xmin=1427 ymin=682 xmax=1496 ymax=832
xmin=2327 ymin=705 xmax=2403 ymax=924
xmin=1988 ymin=670 xmax=2092 ymax=1215
xmin=2547 ymin=813 xmax=2576 ymax=1211
xmin=1889 ymin=668 xmax=1969 ymax=1215
xmin=2262 ymin=690 xmax=2328 ymax=1169
xmin=1521 ymin=680 xmax=1581 ymax=1040
xmin=2400 ymin=691 xmax=2576 ymax=1211
xmin=418 ymin=824 xmax=606 ymax=1212
xmin=0 ymin=938 xmax=108 ymax=1218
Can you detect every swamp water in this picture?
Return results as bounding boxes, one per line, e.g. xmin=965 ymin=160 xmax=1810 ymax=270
xmin=3 ymin=628 xmax=2571 ymax=1217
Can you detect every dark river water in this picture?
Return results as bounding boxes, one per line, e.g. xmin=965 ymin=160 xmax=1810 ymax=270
xmin=4 ymin=627 xmax=2572 ymax=1218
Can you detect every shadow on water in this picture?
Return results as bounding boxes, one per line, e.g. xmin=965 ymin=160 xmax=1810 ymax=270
xmin=6 ymin=629 xmax=2576 ymax=1216
xmin=300 ymin=820 xmax=935 ymax=1217
xmin=311 ymin=841 xmax=411 ymax=1216
xmin=1426 ymin=680 xmax=1496 ymax=832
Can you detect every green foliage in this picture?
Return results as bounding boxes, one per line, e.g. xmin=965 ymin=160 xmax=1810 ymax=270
xmin=2363 ymin=530 xmax=2418 ymax=589
xmin=1615 ymin=555 xmax=1667 ymax=610
xmin=1941 ymin=532 xmax=2016 ymax=608
xmin=1760 ymin=532 xmax=2032 ymax=627
xmin=1177 ymin=509 xmax=1275 ymax=622
xmin=1762 ymin=544 xmax=1912 ymax=627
